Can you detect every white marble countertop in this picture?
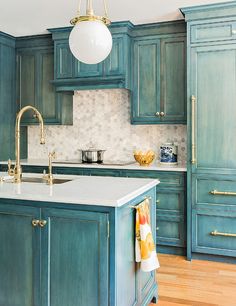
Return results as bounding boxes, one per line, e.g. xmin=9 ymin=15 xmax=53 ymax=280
xmin=0 ymin=159 xmax=187 ymax=172
xmin=0 ymin=172 xmax=159 ymax=207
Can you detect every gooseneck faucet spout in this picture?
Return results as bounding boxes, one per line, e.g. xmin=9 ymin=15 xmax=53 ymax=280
xmin=9 ymin=105 xmax=45 ymax=183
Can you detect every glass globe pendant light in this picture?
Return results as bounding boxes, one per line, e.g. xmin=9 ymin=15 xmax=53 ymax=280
xmin=69 ymin=0 xmax=112 ymax=64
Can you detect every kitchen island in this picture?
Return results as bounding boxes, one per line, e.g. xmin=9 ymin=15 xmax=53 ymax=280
xmin=0 ymin=173 xmax=159 ymax=306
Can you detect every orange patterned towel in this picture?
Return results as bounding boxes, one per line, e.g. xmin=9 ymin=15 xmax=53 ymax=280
xmin=135 ymin=199 xmax=160 ymax=272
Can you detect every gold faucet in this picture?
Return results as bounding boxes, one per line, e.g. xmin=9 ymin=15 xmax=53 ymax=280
xmin=8 ymin=105 xmax=45 ymax=183
xmin=43 ymin=151 xmax=56 ymax=185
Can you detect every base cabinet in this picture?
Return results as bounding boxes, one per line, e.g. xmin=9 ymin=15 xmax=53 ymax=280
xmin=0 ymin=205 xmax=40 ymax=306
xmin=0 ymin=187 xmax=157 ymax=306
xmin=41 ymin=208 xmax=109 ymax=306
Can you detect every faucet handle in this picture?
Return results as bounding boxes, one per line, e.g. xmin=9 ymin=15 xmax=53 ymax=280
xmin=49 ymin=151 xmax=56 ymax=159
xmin=8 ymin=159 xmax=15 ymax=176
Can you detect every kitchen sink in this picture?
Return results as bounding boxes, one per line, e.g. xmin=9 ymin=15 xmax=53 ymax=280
xmin=21 ymin=177 xmax=72 ymax=184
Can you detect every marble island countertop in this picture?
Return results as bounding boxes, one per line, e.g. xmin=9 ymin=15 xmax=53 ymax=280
xmin=0 ymin=172 xmax=159 ymax=207
xmin=0 ymin=159 xmax=187 ymax=172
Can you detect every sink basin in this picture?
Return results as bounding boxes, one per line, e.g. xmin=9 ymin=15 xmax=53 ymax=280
xmin=21 ymin=177 xmax=72 ymax=184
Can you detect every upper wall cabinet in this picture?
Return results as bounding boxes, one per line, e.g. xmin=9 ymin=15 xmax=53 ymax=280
xmin=0 ymin=33 xmax=16 ymax=160
xmin=48 ymin=22 xmax=133 ymax=91
xmin=131 ymin=21 xmax=186 ymax=124
xmin=16 ymin=36 xmax=73 ymax=125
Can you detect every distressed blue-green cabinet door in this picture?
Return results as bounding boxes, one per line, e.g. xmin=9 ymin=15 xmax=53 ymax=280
xmin=38 ymin=48 xmax=58 ymax=123
xmin=160 ymin=37 xmax=186 ymax=123
xmin=0 ymin=36 xmax=16 ymax=160
xmin=191 ymin=44 xmax=236 ymax=171
xmin=104 ymin=35 xmax=124 ymax=76
xmin=41 ymin=208 xmax=109 ymax=306
xmin=74 ymin=60 xmax=103 ymax=78
xmin=55 ymin=41 xmax=73 ymax=79
xmin=0 ymin=204 xmax=40 ymax=306
xmin=132 ymin=38 xmax=161 ymax=124
xmin=16 ymin=49 xmax=37 ymax=122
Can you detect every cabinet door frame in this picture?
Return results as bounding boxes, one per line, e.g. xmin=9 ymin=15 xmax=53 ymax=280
xmin=160 ymin=36 xmax=186 ymax=123
xmin=41 ymin=207 xmax=109 ymax=306
xmin=190 ymin=43 xmax=236 ymax=174
xmin=132 ymin=37 xmax=161 ymax=124
xmin=0 ymin=203 xmax=41 ymax=306
xmin=16 ymin=48 xmax=38 ymax=123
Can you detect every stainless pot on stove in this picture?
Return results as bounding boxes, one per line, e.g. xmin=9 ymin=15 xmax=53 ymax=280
xmin=80 ymin=149 xmax=106 ymax=163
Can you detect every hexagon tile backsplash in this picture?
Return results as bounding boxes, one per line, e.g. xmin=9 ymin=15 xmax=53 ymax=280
xmin=28 ymin=89 xmax=187 ymax=164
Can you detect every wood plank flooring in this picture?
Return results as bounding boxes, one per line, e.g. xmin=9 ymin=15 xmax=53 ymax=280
xmin=150 ymin=254 xmax=236 ymax=306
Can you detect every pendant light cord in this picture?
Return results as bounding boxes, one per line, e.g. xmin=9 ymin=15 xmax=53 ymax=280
xmin=103 ymin=0 xmax=108 ymax=17
xmin=86 ymin=0 xmax=94 ymax=16
xmin=77 ymin=0 xmax=82 ymax=16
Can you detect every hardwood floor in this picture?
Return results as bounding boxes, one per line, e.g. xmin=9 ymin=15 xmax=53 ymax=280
xmin=150 ymin=254 xmax=236 ymax=306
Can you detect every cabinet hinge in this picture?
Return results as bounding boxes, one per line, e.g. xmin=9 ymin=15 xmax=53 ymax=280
xmin=107 ymin=220 xmax=110 ymax=239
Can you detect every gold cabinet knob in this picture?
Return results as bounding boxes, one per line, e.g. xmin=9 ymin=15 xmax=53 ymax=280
xmin=39 ymin=220 xmax=47 ymax=227
xmin=156 ymin=200 xmax=160 ymax=205
xmin=160 ymin=112 xmax=165 ymax=117
xmin=32 ymin=219 xmax=40 ymax=227
xmin=156 ymin=227 xmax=160 ymax=231
xmin=155 ymin=112 xmax=160 ymax=117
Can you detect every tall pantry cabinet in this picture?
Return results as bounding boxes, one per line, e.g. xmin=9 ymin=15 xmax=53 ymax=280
xmin=181 ymin=2 xmax=236 ymax=261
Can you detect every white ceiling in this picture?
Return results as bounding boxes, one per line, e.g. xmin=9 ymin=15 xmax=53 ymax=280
xmin=0 ymin=0 xmax=232 ymax=37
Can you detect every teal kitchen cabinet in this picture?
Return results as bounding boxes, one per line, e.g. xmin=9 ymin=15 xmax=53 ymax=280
xmin=0 ymin=204 xmax=40 ymax=306
xmin=190 ymin=43 xmax=236 ymax=172
xmin=131 ymin=23 xmax=186 ymax=125
xmin=0 ymin=202 xmax=109 ymax=306
xmin=0 ymin=32 xmax=16 ymax=160
xmin=11 ymin=163 xmax=187 ymax=256
xmin=123 ymin=170 xmax=186 ymax=255
xmin=181 ymin=1 xmax=236 ymax=261
xmin=41 ymin=208 xmax=109 ymax=306
xmin=48 ymin=22 xmax=133 ymax=91
xmin=0 ymin=187 xmax=158 ymax=306
xmin=16 ymin=35 xmax=73 ymax=125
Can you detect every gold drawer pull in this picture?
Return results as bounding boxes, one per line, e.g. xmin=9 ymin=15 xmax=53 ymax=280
xmin=32 ymin=219 xmax=40 ymax=227
xmin=39 ymin=220 xmax=47 ymax=227
xmin=209 ymin=189 xmax=236 ymax=196
xmin=210 ymin=230 xmax=236 ymax=237
xmin=191 ymin=95 xmax=196 ymax=164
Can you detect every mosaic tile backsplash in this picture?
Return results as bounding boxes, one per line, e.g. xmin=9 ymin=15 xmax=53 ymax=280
xmin=28 ymin=89 xmax=187 ymax=164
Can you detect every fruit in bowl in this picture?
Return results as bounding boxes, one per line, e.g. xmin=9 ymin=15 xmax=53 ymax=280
xmin=133 ymin=150 xmax=155 ymax=166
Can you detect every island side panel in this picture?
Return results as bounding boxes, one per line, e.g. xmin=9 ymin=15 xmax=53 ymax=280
xmin=115 ymin=187 xmax=158 ymax=306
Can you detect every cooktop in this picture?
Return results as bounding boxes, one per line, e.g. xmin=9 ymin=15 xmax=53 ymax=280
xmin=53 ymin=160 xmax=136 ymax=166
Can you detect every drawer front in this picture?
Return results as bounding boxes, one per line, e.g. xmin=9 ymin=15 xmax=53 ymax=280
xmin=196 ymin=178 xmax=236 ymax=206
xmin=156 ymin=190 xmax=184 ymax=212
xmin=89 ymin=169 xmax=121 ymax=177
xmin=156 ymin=214 xmax=185 ymax=247
xmin=192 ymin=210 xmax=236 ymax=257
xmin=191 ymin=21 xmax=236 ymax=43
xmin=123 ymin=170 xmax=185 ymax=187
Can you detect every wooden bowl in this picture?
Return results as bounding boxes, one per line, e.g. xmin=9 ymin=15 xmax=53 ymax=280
xmin=133 ymin=150 xmax=155 ymax=166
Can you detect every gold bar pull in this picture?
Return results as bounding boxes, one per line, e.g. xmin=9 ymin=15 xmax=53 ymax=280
xmin=210 ymin=230 xmax=236 ymax=237
xmin=32 ymin=219 xmax=40 ymax=227
xmin=39 ymin=220 xmax=47 ymax=227
xmin=191 ymin=95 xmax=196 ymax=164
xmin=209 ymin=189 xmax=236 ymax=196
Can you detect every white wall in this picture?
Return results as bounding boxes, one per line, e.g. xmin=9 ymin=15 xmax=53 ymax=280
xmin=28 ymin=89 xmax=187 ymax=164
